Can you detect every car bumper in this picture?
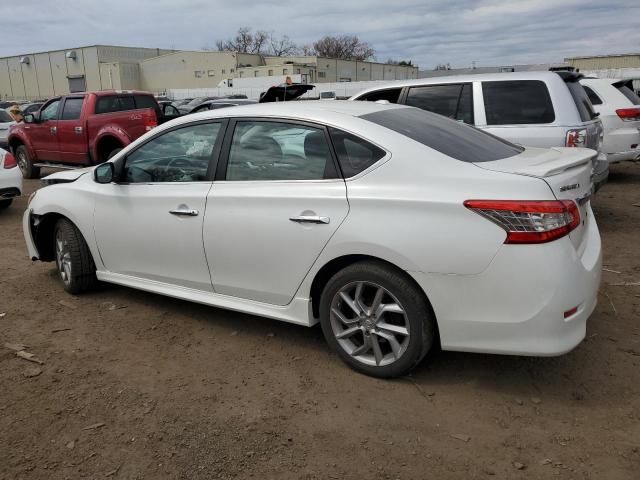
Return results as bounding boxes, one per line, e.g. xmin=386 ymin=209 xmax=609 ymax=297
xmin=23 ymin=209 xmax=39 ymax=260
xmin=0 ymin=166 xmax=23 ymax=197
xmin=409 ymin=208 xmax=602 ymax=356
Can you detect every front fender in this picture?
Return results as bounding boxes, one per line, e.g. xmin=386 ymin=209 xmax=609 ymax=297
xmin=8 ymin=129 xmax=36 ymax=159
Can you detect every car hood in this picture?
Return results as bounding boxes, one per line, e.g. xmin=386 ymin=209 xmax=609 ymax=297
xmin=42 ymin=166 xmax=94 ymax=185
xmin=259 ymin=84 xmax=315 ymax=103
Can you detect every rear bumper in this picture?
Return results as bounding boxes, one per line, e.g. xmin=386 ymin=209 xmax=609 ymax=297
xmin=409 ymin=209 xmax=602 ymax=356
xmin=0 ymin=166 xmax=23 ymax=196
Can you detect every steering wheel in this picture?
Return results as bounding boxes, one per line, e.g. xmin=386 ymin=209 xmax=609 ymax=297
xmin=165 ymin=157 xmax=194 ymax=181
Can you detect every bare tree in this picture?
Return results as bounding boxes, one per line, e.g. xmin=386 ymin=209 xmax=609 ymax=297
xmin=386 ymin=58 xmax=413 ymax=66
xmin=269 ymin=34 xmax=298 ymax=57
xmin=310 ymin=35 xmax=375 ymax=61
xmin=215 ymin=27 xmax=270 ymax=54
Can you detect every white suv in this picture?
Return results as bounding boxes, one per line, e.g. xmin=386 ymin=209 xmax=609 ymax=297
xmin=580 ymin=77 xmax=640 ymax=163
xmin=350 ymin=71 xmax=608 ymax=191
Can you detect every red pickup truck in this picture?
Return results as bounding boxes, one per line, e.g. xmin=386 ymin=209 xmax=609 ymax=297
xmin=8 ymin=90 xmax=168 ymax=178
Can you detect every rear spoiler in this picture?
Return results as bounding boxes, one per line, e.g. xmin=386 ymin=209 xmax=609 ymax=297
xmin=259 ymin=84 xmax=315 ymax=103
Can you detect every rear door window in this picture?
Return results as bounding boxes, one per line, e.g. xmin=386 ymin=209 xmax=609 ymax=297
xmin=583 ymin=86 xmax=603 ymax=105
xmin=329 ymin=128 xmax=386 ymax=177
xmin=60 ymin=97 xmax=84 ymax=120
xmin=405 ymin=83 xmax=474 ymax=124
xmin=482 ymin=80 xmax=555 ymax=125
xmin=361 ymin=107 xmax=523 ymax=163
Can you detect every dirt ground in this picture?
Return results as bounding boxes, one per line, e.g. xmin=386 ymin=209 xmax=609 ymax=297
xmin=1 ymin=164 xmax=639 ymax=480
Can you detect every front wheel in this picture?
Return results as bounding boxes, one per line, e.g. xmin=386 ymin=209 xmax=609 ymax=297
xmin=319 ymin=260 xmax=436 ymax=378
xmin=16 ymin=145 xmax=40 ymax=179
xmin=54 ymin=219 xmax=98 ymax=294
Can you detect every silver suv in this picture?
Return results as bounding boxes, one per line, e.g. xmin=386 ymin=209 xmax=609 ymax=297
xmin=350 ymin=71 xmax=608 ymax=191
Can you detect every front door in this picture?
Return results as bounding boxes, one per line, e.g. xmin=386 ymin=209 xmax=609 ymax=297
xmin=94 ymin=121 xmax=225 ymax=292
xmin=30 ymin=98 xmax=61 ymax=161
xmin=204 ymin=119 xmax=349 ymax=305
xmin=57 ymin=96 xmax=89 ymax=165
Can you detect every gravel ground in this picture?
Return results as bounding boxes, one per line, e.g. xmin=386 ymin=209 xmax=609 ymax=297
xmin=1 ymin=163 xmax=639 ymax=480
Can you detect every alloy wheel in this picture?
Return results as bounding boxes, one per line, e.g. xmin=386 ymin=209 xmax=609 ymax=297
xmin=17 ymin=151 xmax=28 ymax=175
xmin=329 ymin=281 xmax=410 ymax=367
xmin=55 ymin=229 xmax=72 ymax=286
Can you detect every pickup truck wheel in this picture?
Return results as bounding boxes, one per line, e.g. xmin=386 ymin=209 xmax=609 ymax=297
xmin=16 ymin=145 xmax=40 ymax=179
xmin=107 ymin=148 xmax=123 ymax=160
xmin=54 ymin=219 xmax=98 ymax=294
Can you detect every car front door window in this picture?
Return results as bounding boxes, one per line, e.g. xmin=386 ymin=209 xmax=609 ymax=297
xmin=225 ymin=121 xmax=336 ymax=181
xmin=40 ymin=100 xmax=60 ymax=122
xmin=123 ymin=122 xmax=222 ymax=183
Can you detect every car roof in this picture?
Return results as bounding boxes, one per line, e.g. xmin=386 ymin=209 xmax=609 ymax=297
xmin=351 ymin=71 xmax=565 ymax=96
xmin=163 ymin=100 xmax=409 ymax=130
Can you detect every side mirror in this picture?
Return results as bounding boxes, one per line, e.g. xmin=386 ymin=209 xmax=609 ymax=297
xmin=23 ymin=113 xmax=35 ymax=124
xmin=94 ymin=163 xmax=114 ymax=184
xmin=163 ymin=104 xmax=180 ymax=117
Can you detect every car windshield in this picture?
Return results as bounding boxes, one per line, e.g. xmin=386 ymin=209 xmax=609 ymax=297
xmin=361 ymin=107 xmax=524 ymax=163
xmin=0 ymin=110 xmax=13 ymax=122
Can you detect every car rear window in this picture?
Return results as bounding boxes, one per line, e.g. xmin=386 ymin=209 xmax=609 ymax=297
xmin=615 ymin=84 xmax=640 ymax=104
xmin=565 ymin=80 xmax=597 ymax=122
xmin=361 ymin=107 xmax=523 ymax=163
xmin=95 ymin=95 xmax=137 ymax=114
xmin=582 ymin=86 xmax=603 ymax=105
xmin=0 ymin=110 xmax=13 ymax=122
xmin=483 ymin=80 xmax=555 ymax=125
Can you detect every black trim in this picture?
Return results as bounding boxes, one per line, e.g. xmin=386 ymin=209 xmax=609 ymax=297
xmin=213 ymin=117 xmax=342 ymax=182
xmin=112 ymin=118 xmax=229 ymax=184
xmin=0 ymin=187 xmax=21 ymax=198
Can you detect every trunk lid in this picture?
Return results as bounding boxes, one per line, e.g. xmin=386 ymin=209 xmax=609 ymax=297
xmin=475 ymin=146 xmax=595 ymax=250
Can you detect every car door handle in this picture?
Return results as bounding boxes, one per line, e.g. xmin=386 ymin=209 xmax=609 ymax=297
xmin=50 ymin=126 xmax=57 ymax=135
xmin=169 ymin=208 xmax=199 ymax=216
xmin=289 ymin=215 xmax=330 ymax=224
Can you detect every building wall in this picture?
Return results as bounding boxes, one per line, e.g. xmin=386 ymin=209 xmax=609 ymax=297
xmin=236 ymin=64 xmax=315 ymax=82
xmin=566 ymin=54 xmax=640 ymax=70
xmin=99 ymin=63 xmax=122 ymax=90
xmin=118 ymin=63 xmax=140 ymax=90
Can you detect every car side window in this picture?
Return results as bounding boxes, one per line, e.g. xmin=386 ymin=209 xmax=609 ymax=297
xmin=60 ymin=98 xmax=84 ymax=120
xmin=405 ymin=83 xmax=474 ymax=124
xmin=40 ymin=100 xmax=61 ymax=122
xmin=329 ymin=128 xmax=386 ymax=177
xmin=123 ymin=122 xmax=222 ymax=183
xmin=226 ymin=121 xmax=337 ymax=181
xmin=357 ymin=88 xmax=402 ymax=103
xmin=482 ymin=80 xmax=555 ymax=125
xmin=583 ymin=86 xmax=603 ymax=105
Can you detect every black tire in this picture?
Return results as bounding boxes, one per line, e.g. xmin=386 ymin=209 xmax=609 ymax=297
xmin=0 ymin=199 xmax=12 ymax=210
xmin=16 ymin=145 xmax=40 ymax=179
xmin=107 ymin=147 xmax=123 ymax=160
xmin=53 ymin=219 xmax=98 ymax=294
xmin=319 ymin=260 xmax=435 ymax=378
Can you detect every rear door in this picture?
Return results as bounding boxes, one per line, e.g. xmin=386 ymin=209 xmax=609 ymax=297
xmin=203 ymin=118 xmax=349 ymax=305
xmin=56 ymin=96 xmax=89 ymax=165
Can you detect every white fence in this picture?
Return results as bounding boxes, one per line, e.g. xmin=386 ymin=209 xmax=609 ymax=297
xmin=164 ymin=79 xmax=400 ymax=101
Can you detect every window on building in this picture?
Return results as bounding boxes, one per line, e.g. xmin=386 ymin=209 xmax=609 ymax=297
xmin=60 ymin=97 xmax=84 ymax=121
xmin=239 ymin=71 xmax=244 ymax=78
xmin=226 ymin=121 xmax=337 ymax=181
xmin=405 ymin=83 xmax=474 ymax=124
xmin=268 ymin=69 xmax=273 ymax=76
xmin=254 ymin=70 xmax=258 ymax=77
xmin=483 ymin=80 xmax=555 ymax=125
xmin=283 ymin=69 xmax=289 ymax=75
xmin=583 ymin=86 xmax=603 ymax=105
xmin=318 ymin=71 xmax=326 ymax=78
xmin=221 ymin=69 xmax=226 ymax=74
xmin=296 ymin=68 xmax=301 ymax=74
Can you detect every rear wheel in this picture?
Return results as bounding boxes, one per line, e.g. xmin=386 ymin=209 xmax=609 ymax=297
xmin=54 ymin=219 xmax=98 ymax=294
xmin=16 ymin=145 xmax=40 ymax=179
xmin=0 ymin=199 xmax=12 ymax=210
xmin=319 ymin=260 xmax=435 ymax=378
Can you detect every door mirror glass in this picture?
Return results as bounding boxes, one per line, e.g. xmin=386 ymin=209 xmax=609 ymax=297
xmin=163 ymin=104 xmax=180 ymax=117
xmin=23 ymin=113 xmax=36 ymax=124
xmin=94 ymin=163 xmax=114 ymax=184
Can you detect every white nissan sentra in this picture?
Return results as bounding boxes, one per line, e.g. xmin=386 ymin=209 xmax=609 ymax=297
xmin=23 ymin=101 xmax=601 ymax=377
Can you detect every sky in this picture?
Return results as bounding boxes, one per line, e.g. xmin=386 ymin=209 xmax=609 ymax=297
xmin=1 ymin=0 xmax=638 ymax=69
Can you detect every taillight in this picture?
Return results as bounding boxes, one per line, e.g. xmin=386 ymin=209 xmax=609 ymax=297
xmin=144 ymin=113 xmax=158 ymax=132
xmin=3 ymin=152 xmax=17 ymax=169
xmin=566 ymin=128 xmax=587 ymax=147
xmin=464 ymin=200 xmax=580 ymax=244
xmin=615 ymin=107 xmax=640 ymax=121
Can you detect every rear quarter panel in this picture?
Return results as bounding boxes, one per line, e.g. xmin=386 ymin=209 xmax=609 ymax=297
xmin=86 ymin=107 xmax=156 ymax=158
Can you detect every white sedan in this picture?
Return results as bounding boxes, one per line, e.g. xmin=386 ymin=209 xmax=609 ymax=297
xmin=0 ymin=147 xmax=22 ymax=209
xmin=23 ymin=102 xmax=602 ymax=377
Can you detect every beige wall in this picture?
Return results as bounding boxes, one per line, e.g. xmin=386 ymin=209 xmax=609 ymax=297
xmin=566 ymin=55 xmax=640 ymax=70
xmin=7 ymin=58 xmax=25 ymax=99
xmin=49 ymin=51 xmax=70 ymax=96
xmin=34 ymin=53 xmax=54 ymax=98
xmin=236 ymin=64 xmax=315 ymax=81
xmin=99 ymin=63 xmax=122 ymax=90
xmin=82 ymin=47 xmax=102 ymax=91
xmin=0 ymin=60 xmax=12 ymax=99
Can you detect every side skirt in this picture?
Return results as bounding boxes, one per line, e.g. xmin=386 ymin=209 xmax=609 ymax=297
xmin=96 ymin=271 xmax=317 ymax=327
